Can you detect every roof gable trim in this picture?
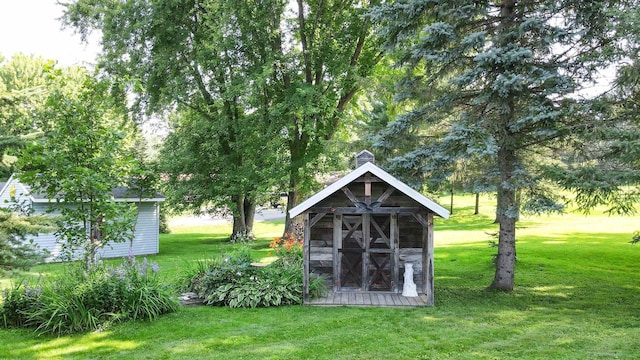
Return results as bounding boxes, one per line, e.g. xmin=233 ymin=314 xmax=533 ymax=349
xmin=289 ymin=162 xmax=450 ymax=219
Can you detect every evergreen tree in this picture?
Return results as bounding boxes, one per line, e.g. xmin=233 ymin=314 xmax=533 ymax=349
xmin=370 ymin=0 xmax=636 ymax=290
xmin=0 ymin=205 xmax=55 ymax=276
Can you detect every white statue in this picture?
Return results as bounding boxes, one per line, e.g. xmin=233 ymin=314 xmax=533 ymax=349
xmin=402 ymin=263 xmax=418 ymax=297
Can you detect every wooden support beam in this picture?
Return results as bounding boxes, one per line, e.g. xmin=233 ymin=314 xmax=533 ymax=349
xmin=391 ymin=213 xmax=399 ymax=293
xmin=412 ymin=212 xmax=430 ymax=229
xmin=309 ymin=207 xmax=422 ymax=215
xmin=376 ymin=187 xmax=395 ymax=204
xmin=309 ymin=212 xmax=326 ymax=227
xmin=364 ymin=174 xmax=372 ymax=203
xmin=341 ymin=187 xmax=360 ymax=204
xmin=304 ymin=212 xmax=311 ymax=303
xmin=362 ymin=213 xmax=370 ymax=291
xmin=333 ymin=214 xmax=342 ymax=290
xmin=422 ymin=212 xmax=434 ymax=306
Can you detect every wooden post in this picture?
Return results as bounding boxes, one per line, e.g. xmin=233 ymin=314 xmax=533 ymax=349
xmin=333 ymin=214 xmax=342 ymax=291
xmin=391 ymin=213 xmax=399 ymax=293
xmin=422 ymin=212 xmax=434 ymax=306
xmin=364 ymin=174 xmax=372 ymax=204
xmin=362 ymin=213 xmax=370 ymax=291
xmin=303 ymin=212 xmax=311 ymax=303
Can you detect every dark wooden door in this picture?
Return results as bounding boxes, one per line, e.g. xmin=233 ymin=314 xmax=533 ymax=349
xmin=367 ymin=214 xmax=394 ymax=291
xmin=337 ymin=214 xmax=398 ymax=292
xmin=338 ymin=215 xmax=364 ymax=289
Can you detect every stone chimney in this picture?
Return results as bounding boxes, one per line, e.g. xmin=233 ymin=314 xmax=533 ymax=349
xmin=355 ymin=150 xmax=375 ymax=168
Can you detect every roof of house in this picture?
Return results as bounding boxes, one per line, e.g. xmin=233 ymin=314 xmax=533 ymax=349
xmin=0 ymin=174 xmax=164 ymax=203
xmin=289 ymin=162 xmax=450 ymax=219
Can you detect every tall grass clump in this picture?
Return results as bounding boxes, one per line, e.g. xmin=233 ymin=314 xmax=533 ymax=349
xmin=0 ymin=257 xmax=179 ymax=335
xmin=181 ymin=235 xmax=325 ymax=308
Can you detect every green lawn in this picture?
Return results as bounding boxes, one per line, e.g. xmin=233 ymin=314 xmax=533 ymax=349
xmin=2 ymin=195 xmax=640 ymax=359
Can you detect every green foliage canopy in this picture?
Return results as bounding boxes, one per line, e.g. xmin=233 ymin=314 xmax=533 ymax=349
xmin=61 ymin=0 xmax=384 ymax=233
xmin=19 ymin=71 xmax=140 ymax=269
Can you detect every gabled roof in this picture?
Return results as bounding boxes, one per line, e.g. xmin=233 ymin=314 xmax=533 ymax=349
xmin=289 ymin=162 xmax=450 ymax=219
xmin=0 ymin=173 xmax=30 ymax=201
xmin=1 ymin=174 xmax=164 ymax=203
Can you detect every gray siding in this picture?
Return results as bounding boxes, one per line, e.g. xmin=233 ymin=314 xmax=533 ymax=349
xmin=1 ymin=177 xmax=161 ymax=262
xmin=97 ymin=202 xmax=160 ymax=258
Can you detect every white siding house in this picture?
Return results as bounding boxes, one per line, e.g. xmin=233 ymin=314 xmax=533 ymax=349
xmin=0 ymin=174 xmax=164 ymax=262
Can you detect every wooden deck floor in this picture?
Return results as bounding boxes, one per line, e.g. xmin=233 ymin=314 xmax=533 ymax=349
xmin=306 ymin=292 xmax=430 ymax=307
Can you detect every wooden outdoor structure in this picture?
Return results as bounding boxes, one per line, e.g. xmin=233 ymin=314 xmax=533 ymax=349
xmin=289 ymin=151 xmax=449 ymax=306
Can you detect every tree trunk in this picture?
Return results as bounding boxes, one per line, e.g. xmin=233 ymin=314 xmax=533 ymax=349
xmin=231 ymin=195 xmax=247 ymax=239
xmin=449 ymin=187 xmax=454 ymax=215
xmin=489 ymin=147 xmax=518 ymax=291
xmin=474 ymin=192 xmax=480 ymax=215
xmin=284 ymin=137 xmax=306 ymax=234
xmin=231 ymin=195 xmax=256 ymax=241
xmin=244 ymin=197 xmax=256 ymax=238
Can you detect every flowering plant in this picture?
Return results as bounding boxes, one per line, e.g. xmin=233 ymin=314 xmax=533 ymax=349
xmin=269 ymin=232 xmax=303 ymax=265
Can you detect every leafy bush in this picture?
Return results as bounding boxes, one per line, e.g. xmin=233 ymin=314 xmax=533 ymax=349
xmin=1 ymin=257 xmax=179 ymax=335
xmin=182 ymin=242 xmax=325 ymax=309
xmin=181 ymin=247 xmax=258 ymax=296
xmin=0 ymin=280 xmax=42 ymax=328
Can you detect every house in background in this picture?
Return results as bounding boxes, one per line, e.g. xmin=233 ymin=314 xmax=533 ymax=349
xmin=0 ymin=174 xmax=164 ymax=262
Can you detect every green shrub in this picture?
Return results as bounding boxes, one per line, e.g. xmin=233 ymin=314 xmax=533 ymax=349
xmin=0 ymin=280 xmax=43 ymax=328
xmin=181 ymin=245 xmax=326 ymax=309
xmin=0 ymin=257 xmax=179 ymax=335
xmin=182 ymin=247 xmax=258 ymax=297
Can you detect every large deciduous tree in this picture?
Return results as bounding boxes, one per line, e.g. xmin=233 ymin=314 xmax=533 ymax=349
xmin=278 ymin=0 xmax=383 ymax=230
xmin=62 ymin=0 xmax=383 ymax=235
xmin=371 ymin=0 xmax=636 ymax=291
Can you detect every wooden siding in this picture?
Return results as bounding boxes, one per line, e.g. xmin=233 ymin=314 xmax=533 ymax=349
xmin=309 ymin=213 xmax=335 ymax=288
xmin=307 ymin=214 xmax=428 ymax=292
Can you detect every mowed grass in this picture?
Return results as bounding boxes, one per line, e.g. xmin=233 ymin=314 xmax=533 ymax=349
xmin=1 ymin=195 xmax=640 ymax=359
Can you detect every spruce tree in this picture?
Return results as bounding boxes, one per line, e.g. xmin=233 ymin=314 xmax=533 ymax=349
xmin=371 ymin=0 xmax=637 ymax=290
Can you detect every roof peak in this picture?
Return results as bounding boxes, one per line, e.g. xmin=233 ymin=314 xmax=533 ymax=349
xmin=355 ymin=149 xmax=375 ymax=168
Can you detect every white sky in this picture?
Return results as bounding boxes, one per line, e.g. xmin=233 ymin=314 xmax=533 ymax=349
xmin=0 ymin=0 xmax=100 ymax=67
